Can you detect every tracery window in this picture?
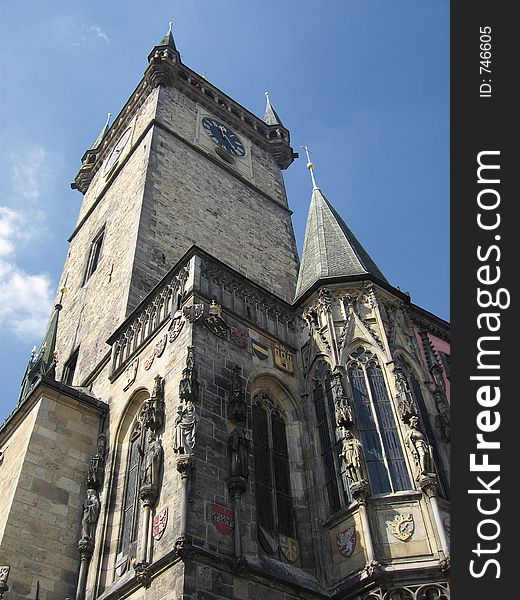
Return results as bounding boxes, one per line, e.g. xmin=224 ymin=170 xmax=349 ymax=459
xmin=348 ymin=346 xmax=411 ymax=494
xmin=397 ymin=357 xmax=450 ymax=498
xmin=312 ymin=361 xmax=350 ymax=514
xmin=252 ymin=395 xmax=294 ymax=537
xmin=116 ymin=416 xmax=147 ymax=572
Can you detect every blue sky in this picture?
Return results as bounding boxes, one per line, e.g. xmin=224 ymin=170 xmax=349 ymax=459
xmin=0 ymin=0 xmax=449 ymax=422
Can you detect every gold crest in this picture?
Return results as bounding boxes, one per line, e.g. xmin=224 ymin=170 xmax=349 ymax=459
xmin=386 ymin=513 xmax=415 ymax=542
xmin=273 ymin=342 xmax=294 ymax=374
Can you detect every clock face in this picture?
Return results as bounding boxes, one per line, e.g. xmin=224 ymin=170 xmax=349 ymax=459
xmin=104 ymin=127 xmax=132 ymax=173
xmin=202 ymin=117 xmax=246 ymax=157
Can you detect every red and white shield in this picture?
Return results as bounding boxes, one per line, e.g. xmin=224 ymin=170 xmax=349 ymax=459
xmin=211 ymin=504 xmax=234 ymax=535
xmin=153 ymin=506 xmax=168 ymax=541
xmin=337 ymin=525 xmax=356 ymax=557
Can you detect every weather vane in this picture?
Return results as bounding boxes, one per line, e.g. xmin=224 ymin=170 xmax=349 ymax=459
xmin=302 ymin=145 xmax=318 ymax=190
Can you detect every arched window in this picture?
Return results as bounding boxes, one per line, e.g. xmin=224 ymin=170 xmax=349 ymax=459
xmin=398 ymin=357 xmax=450 ymax=498
xmin=312 ymin=361 xmax=350 ymax=514
xmin=348 ymin=347 xmax=411 ymax=494
xmin=115 ymin=415 xmax=147 ymax=574
xmin=252 ymin=396 xmax=294 ymax=537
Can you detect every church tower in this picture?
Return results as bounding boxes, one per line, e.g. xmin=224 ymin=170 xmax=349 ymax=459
xmin=0 ymin=26 xmax=450 ymax=600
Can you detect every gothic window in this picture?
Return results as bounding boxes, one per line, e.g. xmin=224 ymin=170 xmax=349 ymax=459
xmin=252 ymin=396 xmax=294 ymax=537
xmin=62 ymin=348 xmax=79 ymax=386
xmin=312 ymin=362 xmax=349 ymax=515
xmin=83 ymin=227 xmax=105 ymax=284
xmin=116 ymin=416 xmax=147 ymax=570
xmin=348 ymin=347 xmax=411 ymax=494
xmin=398 ymin=357 xmax=450 ymax=498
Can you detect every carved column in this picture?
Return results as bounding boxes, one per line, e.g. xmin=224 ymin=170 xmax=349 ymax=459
xmin=420 ymin=475 xmax=450 ymax=561
xmin=75 ymin=434 xmax=105 ymax=600
xmin=227 ymin=476 xmax=247 ymax=569
xmin=350 ymin=481 xmax=379 ymax=576
xmin=175 ymin=455 xmax=195 ymax=555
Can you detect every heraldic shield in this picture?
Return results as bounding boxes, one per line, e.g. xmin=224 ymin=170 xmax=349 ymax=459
xmin=211 ymin=504 xmax=235 ymax=535
xmin=153 ymin=506 xmax=168 ymax=540
xmin=337 ymin=525 xmax=356 ymax=557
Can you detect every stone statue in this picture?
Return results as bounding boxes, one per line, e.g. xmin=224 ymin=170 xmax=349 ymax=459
xmin=341 ymin=430 xmax=364 ymax=483
xmin=80 ymin=489 xmax=100 ymax=540
xmin=179 ymin=347 xmax=198 ymax=404
xmin=228 ymin=365 xmax=246 ymax=424
xmin=141 ymin=432 xmax=163 ymax=488
xmin=173 ymin=400 xmax=198 ymax=455
xmin=332 ymin=370 xmax=354 ymax=428
xmin=228 ymin=424 xmax=249 ymax=479
xmin=143 ymin=374 xmax=165 ymax=432
xmin=394 ymin=366 xmax=417 ymax=423
xmin=406 ymin=416 xmax=433 ymax=476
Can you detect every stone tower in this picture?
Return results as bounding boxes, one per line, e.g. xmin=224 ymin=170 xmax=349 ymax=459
xmin=0 ymin=27 xmax=450 ymax=600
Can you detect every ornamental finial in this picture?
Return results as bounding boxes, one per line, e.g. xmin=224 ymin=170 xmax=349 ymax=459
xmin=302 ymin=145 xmax=318 ymax=190
xmin=169 ymin=21 xmax=173 ymax=33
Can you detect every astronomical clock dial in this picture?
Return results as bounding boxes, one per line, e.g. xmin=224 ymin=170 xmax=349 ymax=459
xmin=202 ymin=117 xmax=246 ymax=157
xmin=104 ymin=127 xmax=132 ymax=174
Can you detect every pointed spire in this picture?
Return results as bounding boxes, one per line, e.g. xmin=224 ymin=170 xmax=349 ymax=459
xmin=295 ymin=160 xmax=388 ymax=301
xmin=89 ymin=113 xmax=111 ymax=151
xmin=158 ymin=21 xmax=177 ymax=50
xmin=263 ymin=91 xmax=284 ymax=126
xmin=18 ymin=290 xmax=65 ymax=404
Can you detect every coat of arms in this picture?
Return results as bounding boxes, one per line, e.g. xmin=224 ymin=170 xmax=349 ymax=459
xmin=337 ymin=525 xmax=356 ymax=557
xmin=183 ymin=303 xmax=204 ymax=323
xmin=154 ymin=334 xmax=167 ymax=358
xmin=153 ymin=506 xmax=168 ymax=540
xmin=168 ymin=311 xmax=185 ymax=343
xmin=386 ymin=513 xmax=415 ymax=541
xmin=211 ymin=504 xmax=234 ymax=535
xmin=252 ymin=341 xmax=269 ymax=360
xmin=144 ymin=353 xmax=155 ymax=371
xmin=279 ymin=534 xmax=300 ymax=563
xmin=204 ymin=300 xmax=228 ymax=338
xmin=258 ymin=525 xmax=279 ymax=555
xmin=273 ymin=342 xmax=294 ymax=374
xmin=230 ymin=326 xmax=248 ymax=348
xmin=123 ymin=358 xmax=139 ymax=391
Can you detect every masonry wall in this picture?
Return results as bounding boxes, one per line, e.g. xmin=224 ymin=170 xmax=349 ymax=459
xmin=0 ymin=388 xmax=102 ymax=599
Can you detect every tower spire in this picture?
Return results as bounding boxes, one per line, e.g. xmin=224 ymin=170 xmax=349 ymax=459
xmin=295 ymin=165 xmax=388 ymax=301
xmin=263 ymin=90 xmax=284 ymax=126
xmin=89 ymin=112 xmax=111 ymax=152
xmin=158 ymin=21 xmax=177 ymax=50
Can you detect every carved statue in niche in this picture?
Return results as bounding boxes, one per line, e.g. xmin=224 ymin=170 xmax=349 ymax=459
xmin=341 ymin=430 xmax=365 ymax=483
xmin=393 ymin=366 xmax=417 ymax=423
xmin=406 ymin=416 xmax=434 ymax=477
xmin=86 ymin=433 xmax=106 ymax=490
xmin=173 ymin=400 xmax=198 ymax=455
xmin=228 ymin=423 xmax=249 ymax=479
xmin=141 ymin=432 xmax=163 ymax=488
xmin=80 ymin=489 xmax=100 ymax=540
xmin=179 ymin=347 xmax=198 ymax=404
xmin=143 ymin=374 xmax=165 ymax=432
xmin=228 ymin=365 xmax=246 ymax=424
xmin=332 ymin=369 xmax=354 ymax=428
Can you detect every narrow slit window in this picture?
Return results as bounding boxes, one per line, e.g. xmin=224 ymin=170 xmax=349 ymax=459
xmin=84 ymin=228 xmax=105 ymax=284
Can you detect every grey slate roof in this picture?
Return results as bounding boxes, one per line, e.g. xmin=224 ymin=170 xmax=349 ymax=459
xmin=263 ymin=98 xmax=284 ymax=126
xmin=294 ymin=187 xmax=387 ymax=300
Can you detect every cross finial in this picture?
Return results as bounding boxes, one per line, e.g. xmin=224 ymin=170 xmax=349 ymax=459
xmin=168 ymin=21 xmax=173 ymax=33
xmin=301 ymin=145 xmax=318 ymax=190
xmin=265 ymin=90 xmax=270 ymax=103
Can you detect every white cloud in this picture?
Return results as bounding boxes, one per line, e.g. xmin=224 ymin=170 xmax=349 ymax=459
xmin=0 ymin=259 xmax=53 ymax=340
xmin=87 ymin=25 xmax=110 ymax=43
xmin=0 ymin=146 xmax=55 ymax=342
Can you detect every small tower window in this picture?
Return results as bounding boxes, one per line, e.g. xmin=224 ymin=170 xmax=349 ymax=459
xmin=62 ymin=348 xmax=79 ymax=386
xmin=83 ymin=227 xmax=105 ymax=284
xmin=252 ymin=396 xmax=295 ymax=537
